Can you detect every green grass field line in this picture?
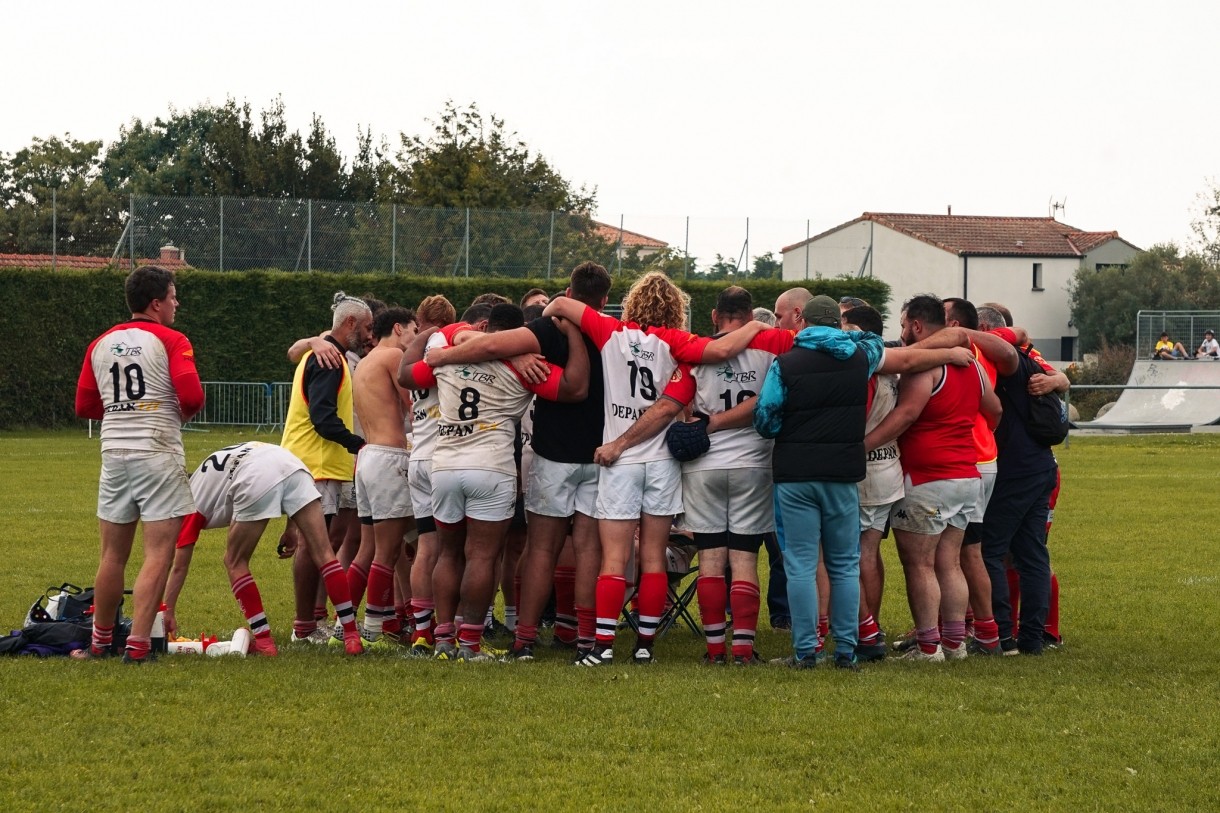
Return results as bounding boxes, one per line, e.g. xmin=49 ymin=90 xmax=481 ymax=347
xmin=2 ymin=430 xmax=1218 ymax=811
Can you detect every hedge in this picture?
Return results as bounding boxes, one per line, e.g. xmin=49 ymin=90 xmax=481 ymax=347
xmin=0 ymin=267 xmax=889 ymax=429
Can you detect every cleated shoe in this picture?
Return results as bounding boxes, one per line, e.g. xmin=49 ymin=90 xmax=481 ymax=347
xmin=943 ymin=642 xmax=968 ymax=661
xmin=480 ymin=638 xmax=508 ymax=658
xmin=549 ymin=635 xmax=578 ymax=651
xmin=833 ymin=652 xmax=860 ymax=671
xmin=1000 ymin=637 xmax=1021 ymax=657
xmin=855 ymin=642 xmax=888 ymax=663
xmin=433 ymin=641 xmax=458 ymax=661
xmin=121 ymin=651 xmax=156 ymax=665
xmin=290 ymin=627 xmax=333 ymax=645
xmin=501 ymin=643 xmax=535 ymax=662
xmin=897 ymin=644 xmax=945 ymax=663
xmin=770 ymin=653 xmax=821 ymax=670
xmin=456 ymin=646 xmax=495 ymax=663
xmin=632 ymin=640 xmax=655 ymax=665
xmin=700 ymin=653 xmax=727 ymax=665
xmin=891 ymin=629 xmax=919 ymax=652
xmin=343 ymin=631 xmax=364 ymax=656
xmin=733 ymin=650 xmax=764 ymax=666
xmin=483 ymin=618 xmax=513 ymax=642
xmin=966 ymin=639 xmax=1001 ymax=656
xmin=408 ymin=637 xmax=434 ymax=658
xmin=575 ymin=646 xmax=613 ymax=667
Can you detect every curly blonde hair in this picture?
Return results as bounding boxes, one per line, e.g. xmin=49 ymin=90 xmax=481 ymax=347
xmin=622 ymin=272 xmax=689 ymax=331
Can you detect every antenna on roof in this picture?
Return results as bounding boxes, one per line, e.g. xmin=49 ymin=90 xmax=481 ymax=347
xmin=1049 ymin=197 xmax=1066 ymax=219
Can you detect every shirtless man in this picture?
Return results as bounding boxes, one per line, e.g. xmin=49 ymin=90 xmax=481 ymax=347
xmin=352 ymin=306 xmax=419 ymax=646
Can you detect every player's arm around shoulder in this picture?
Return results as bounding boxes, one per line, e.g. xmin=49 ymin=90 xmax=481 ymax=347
xmin=864 ymin=367 xmax=932 ymax=452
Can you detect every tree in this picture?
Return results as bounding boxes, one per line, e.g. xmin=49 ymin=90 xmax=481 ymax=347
xmin=1190 ymin=178 xmax=1220 ymax=264
xmin=750 ymin=251 xmax=782 ymax=279
xmin=0 ymin=135 xmax=120 ymax=255
xmin=1070 ymin=244 xmax=1220 ymax=352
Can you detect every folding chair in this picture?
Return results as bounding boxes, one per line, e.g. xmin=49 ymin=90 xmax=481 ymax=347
xmin=622 ymin=535 xmax=702 ymax=638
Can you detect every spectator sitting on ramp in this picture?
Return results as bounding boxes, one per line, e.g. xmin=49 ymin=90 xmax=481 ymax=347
xmin=1195 ymin=329 xmax=1219 ymax=359
xmin=1154 ymin=332 xmax=1190 ymax=360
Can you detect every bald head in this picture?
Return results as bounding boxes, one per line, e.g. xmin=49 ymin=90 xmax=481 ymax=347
xmin=775 ymin=287 xmax=813 ymax=331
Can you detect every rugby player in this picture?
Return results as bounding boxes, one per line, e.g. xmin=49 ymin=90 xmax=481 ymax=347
xmin=74 ymin=265 xmax=204 ymax=662
xmin=163 ymin=442 xmax=364 ymax=656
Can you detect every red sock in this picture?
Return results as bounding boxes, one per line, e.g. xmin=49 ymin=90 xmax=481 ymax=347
xmin=816 ymin=614 xmax=829 ymax=653
xmin=434 ymin=621 xmax=455 ymax=644
xmin=696 ymin=576 xmax=727 ymax=657
xmin=395 ymin=602 xmax=410 ymax=630
xmin=515 ymin=623 xmax=538 ymax=647
xmin=347 ymin=561 xmax=369 ymax=612
xmin=728 ymin=581 xmax=760 ymax=659
xmin=364 ymin=562 xmax=394 ymax=635
xmin=458 ymin=622 xmax=482 ymax=652
xmin=1046 ymin=572 xmax=1061 ymax=641
xmin=231 ymin=573 xmax=271 ymax=639
xmin=91 ymin=622 xmax=114 ymax=656
xmin=594 ymin=575 xmax=627 ymax=646
xmin=1006 ymin=567 xmax=1021 ymax=631
xmin=635 ymin=571 xmax=667 ymax=642
xmin=916 ymin=625 xmax=940 ymax=655
xmin=293 ymin=619 xmax=318 ymax=638
xmin=125 ymin=635 xmax=151 ymax=661
xmin=575 ymin=604 xmax=596 ymax=649
xmin=858 ymin=613 xmax=880 ymax=644
xmin=411 ymin=598 xmax=435 ymax=644
xmin=320 ymin=560 xmax=357 ymax=635
xmin=974 ymin=616 xmax=1000 ymax=646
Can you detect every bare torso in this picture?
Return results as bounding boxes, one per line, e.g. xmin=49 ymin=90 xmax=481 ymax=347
xmin=353 ymin=343 xmax=412 ymax=448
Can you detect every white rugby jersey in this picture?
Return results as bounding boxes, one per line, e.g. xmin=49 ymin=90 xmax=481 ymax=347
xmin=182 ymin=442 xmax=310 ymax=537
xmin=858 ymin=373 xmax=904 ymax=506
xmin=579 ymin=306 xmax=708 ymax=466
xmin=406 ymin=324 xmax=469 ymax=462
xmin=670 ymin=330 xmax=793 ymax=473
xmin=77 ymin=320 xmax=200 ymax=457
xmin=431 ymin=360 xmax=561 ymax=477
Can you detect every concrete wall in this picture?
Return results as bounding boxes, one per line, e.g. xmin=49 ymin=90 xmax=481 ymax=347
xmin=964 ymin=256 xmax=1078 ymax=359
xmin=781 ymin=220 xmax=873 ymax=281
xmin=1082 ymin=238 xmax=1139 ymax=270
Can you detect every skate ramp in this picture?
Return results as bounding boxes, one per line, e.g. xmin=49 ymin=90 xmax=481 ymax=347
xmin=1079 ymin=359 xmax=1220 ymax=430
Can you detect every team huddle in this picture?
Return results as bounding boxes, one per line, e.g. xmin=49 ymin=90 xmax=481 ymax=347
xmin=74 ymin=262 xmax=1066 ymax=668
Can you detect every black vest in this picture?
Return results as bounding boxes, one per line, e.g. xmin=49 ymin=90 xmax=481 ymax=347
xmin=771 ymin=345 xmax=870 ymax=483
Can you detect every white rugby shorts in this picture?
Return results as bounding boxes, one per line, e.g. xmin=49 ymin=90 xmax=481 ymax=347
xmin=679 ymin=467 xmax=773 ymax=535
xmin=355 ymin=444 xmax=412 ymax=521
xmin=236 ymin=469 xmax=321 ymax=523
xmin=431 ymin=468 xmax=517 ymax=524
xmin=594 ymin=458 xmax=682 ymax=521
xmin=890 ymin=475 xmax=979 ymax=535
xmin=97 ymin=450 xmax=194 ymax=524
xmin=526 ymin=456 xmax=599 ymax=519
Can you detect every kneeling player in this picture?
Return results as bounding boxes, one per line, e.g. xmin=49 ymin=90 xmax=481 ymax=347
xmin=165 ymin=441 xmax=364 ymax=656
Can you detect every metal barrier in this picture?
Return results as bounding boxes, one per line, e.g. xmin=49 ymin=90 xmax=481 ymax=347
xmin=185 ymin=382 xmax=292 ymax=433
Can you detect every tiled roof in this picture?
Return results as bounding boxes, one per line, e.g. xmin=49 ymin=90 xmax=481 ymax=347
xmin=783 ymin=213 xmax=1137 ymax=257
xmin=593 ymin=220 xmax=669 ymax=250
xmin=0 ymin=254 xmax=192 ymax=271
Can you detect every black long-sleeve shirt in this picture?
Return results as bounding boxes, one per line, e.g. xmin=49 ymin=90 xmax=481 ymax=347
xmin=304 ymin=336 xmax=364 ymax=454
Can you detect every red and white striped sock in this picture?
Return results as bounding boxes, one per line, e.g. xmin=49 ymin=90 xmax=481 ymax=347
xmin=635 ymin=572 xmax=667 ymax=643
xmin=364 ymin=562 xmax=395 ymax=636
xmin=729 ymin=581 xmax=760 ymax=659
xmin=320 ymin=560 xmax=357 ymax=635
xmin=346 ymin=561 xmax=369 ymax=613
xmin=91 ymin=622 xmax=114 ymax=656
xmin=594 ymin=576 xmax=627 ymax=646
xmin=231 ymin=573 xmax=271 ymax=639
xmin=696 ymin=576 xmax=727 ymax=658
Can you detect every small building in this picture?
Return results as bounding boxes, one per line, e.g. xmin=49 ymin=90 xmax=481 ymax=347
xmin=593 ymin=220 xmax=668 ymax=261
xmin=0 ymin=245 xmax=191 ymax=272
xmin=781 ymin=212 xmax=1140 ymax=361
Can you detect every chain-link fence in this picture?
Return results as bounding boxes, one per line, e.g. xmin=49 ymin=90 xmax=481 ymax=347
xmin=6 ymin=191 xmax=812 ymax=278
xmin=1136 ymin=311 xmax=1220 ymax=358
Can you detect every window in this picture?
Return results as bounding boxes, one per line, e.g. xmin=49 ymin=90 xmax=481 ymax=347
xmin=1032 ymin=262 xmax=1044 ymax=291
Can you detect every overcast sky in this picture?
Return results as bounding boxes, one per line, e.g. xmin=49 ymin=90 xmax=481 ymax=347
xmin=7 ymin=1 xmax=1217 ymax=268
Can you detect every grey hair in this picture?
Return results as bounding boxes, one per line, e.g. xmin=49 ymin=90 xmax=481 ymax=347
xmin=331 ymin=291 xmax=371 ymax=330
xmin=752 ymin=307 xmax=777 ymax=326
xmin=976 ymin=306 xmax=1006 ymax=332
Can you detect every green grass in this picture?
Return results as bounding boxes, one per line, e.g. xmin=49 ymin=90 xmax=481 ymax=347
xmin=2 ymin=429 xmax=1219 ymax=811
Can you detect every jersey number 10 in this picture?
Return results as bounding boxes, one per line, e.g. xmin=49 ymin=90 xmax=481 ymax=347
xmin=109 ymin=362 xmax=146 ymax=402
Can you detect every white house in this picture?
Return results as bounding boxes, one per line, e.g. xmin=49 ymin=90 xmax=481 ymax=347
xmin=780 ymin=212 xmax=1140 ymax=361
xmin=593 ymin=220 xmax=668 ymax=261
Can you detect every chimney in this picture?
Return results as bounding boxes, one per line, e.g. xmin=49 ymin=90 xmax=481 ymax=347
xmin=947 ymin=205 xmax=952 ymax=216
xmin=159 ymin=244 xmax=184 ymax=263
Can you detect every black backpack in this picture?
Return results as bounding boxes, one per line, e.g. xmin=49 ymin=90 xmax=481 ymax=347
xmin=998 ymin=348 xmax=1069 ymax=447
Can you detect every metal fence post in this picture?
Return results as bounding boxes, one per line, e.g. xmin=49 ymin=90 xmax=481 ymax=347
xmin=805 ymin=219 xmax=810 ymax=280
xmin=219 ymin=196 xmax=224 ymax=272
xmin=307 ymin=198 xmax=313 ymax=272
xmin=464 ymin=208 xmax=470 ymax=277
xmin=129 ymin=194 xmax=136 ymax=268
xmin=546 ymin=210 xmax=555 ymax=280
xmin=391 ymin=203 xmax=397 ymax=275
xmin=685 ymin=216 xmax=690 ymax=278
xmin=51 ymin=188 xmax=57 ymax=272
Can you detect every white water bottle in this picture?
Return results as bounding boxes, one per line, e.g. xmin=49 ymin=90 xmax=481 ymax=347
xmin=46 ymin=592 xmax=67 ymax=621
xmin=151 ymin=604 xmax=167 ymax=653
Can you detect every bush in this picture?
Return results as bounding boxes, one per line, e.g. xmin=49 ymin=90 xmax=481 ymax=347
xmin=1065 ymin=341 xmax=1135 ymax=420
xmin=0 ymin=267 xmax=889 ymax=429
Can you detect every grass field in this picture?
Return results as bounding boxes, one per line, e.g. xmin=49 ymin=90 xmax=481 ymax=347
xmin=2 ymin=429 xmax=1218 ymax=812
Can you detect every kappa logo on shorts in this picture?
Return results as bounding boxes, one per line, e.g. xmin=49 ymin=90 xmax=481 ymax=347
xmin=109 ymin=343 xmax=143 ymax=357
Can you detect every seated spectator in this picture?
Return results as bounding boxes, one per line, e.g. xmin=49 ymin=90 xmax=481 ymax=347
xmin=1196 ymin=329 xmax=1219 ymax=359
xmin=1154 ymin=332 xmax=1190 ymax=360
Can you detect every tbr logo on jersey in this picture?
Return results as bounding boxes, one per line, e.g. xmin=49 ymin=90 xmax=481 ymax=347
xmin=714 ymin=364 xmax=757 ymax=384
xmin=109 ymin=343 xmax=143 ymax=358
xmin=628 ymin=341 xmax=655 ymax=361
xmin=456 ymin=366 xmax=496 ymax=384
